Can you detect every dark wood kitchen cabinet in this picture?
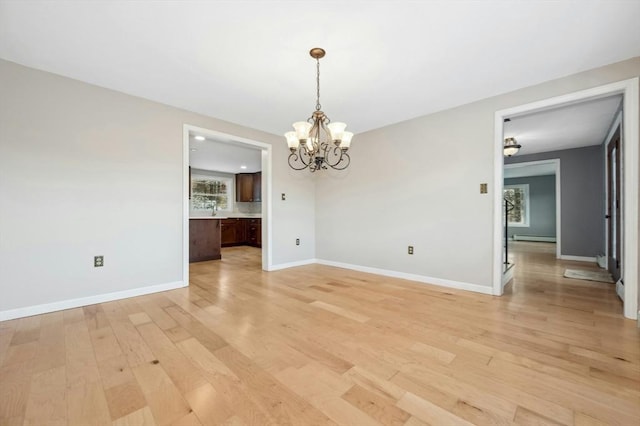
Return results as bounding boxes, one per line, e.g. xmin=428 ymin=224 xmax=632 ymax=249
xmin=221 ymin=218 xmax=246 ymax=246
xmin=246 ymin=218 xmax=261 ymax=248
xmin=221 ymin=218 xmax=261 ymax=247
xmin=252 ymin=172 xmax=261 ymax=202
xmin=235 ymin=172 xmax=261 ymax=202
xmin=189 ymin=219 xmax=221 ymax=262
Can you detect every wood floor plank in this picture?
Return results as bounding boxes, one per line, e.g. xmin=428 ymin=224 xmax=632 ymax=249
xmin=131 ymin=361 xmax=191 ymax=426
xmin=136 ymin=322 xmax=208 ymax=394
xmin=111 ymin=406 xmax=156 ymax=426
xmin=342 ymin=384 xmax=411 ymax=426
xmin=22 ymin=366 xmax=66 ymax=426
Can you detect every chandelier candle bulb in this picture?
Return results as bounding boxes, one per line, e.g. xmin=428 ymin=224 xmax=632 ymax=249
xmin=285 ymin=132 xmax=299 ymax=151
xmin=285 ymin=47 xmax=353 ymax=172
xmin=293 ymin=122 xmax=312 ymax=140
xmin=340 ymin=132 xmax=353 ymax=150
xmin=327 ymin=122 xmax=347 ymax=143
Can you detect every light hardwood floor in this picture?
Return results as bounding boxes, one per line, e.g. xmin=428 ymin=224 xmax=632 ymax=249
xmin=1 ymin=243 xmax=638 ymax=425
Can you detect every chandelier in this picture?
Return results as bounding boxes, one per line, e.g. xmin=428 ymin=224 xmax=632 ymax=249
xmin=285 ymin=48 xmax=353 ymax=172
xmin=503 ymin=137 xmax=522 ymax=157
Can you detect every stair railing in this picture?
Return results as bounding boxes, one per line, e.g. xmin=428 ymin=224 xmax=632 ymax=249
xmin=504 ymin=197 xmax=515 ymax=265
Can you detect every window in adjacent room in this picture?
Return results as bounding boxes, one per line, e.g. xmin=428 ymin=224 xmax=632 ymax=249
xmin=191 ymin=174 xmax=233 ymax=212
xmin=504 ymin=183 xmax=530 ymax=227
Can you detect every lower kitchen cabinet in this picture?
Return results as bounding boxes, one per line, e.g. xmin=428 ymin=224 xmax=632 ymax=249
xmin=246 ymin=218 xmax=261 ymax=248
xmin=189 ymin=219 xmax=221 ymax=262
xmin=221 ymin=218 xmax=246 ymax=246
xmin=221 ymin=218 xmax=261 ymax=248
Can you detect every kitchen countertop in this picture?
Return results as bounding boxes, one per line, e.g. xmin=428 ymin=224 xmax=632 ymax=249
xmin=189 ymin=217 xmax=227 ymax=220
xmin=189 ymin=215 xmax=262 ymax=220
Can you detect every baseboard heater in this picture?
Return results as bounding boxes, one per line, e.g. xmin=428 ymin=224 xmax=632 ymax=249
xmin=512 ymin=235 xmax=556 ymax=242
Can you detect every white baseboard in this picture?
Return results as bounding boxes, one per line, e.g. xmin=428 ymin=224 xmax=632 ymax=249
xmin=616 ymin=280 xmax=624 ymax=301
xmin=513 ymin=235 xmax=556 ymax=242
xmin=502 ymin=265 xmax=515 ymax=289
xmin=0 ymin=280 xmax=187 ymax=321
xmin=267 ymin=258 xmax=317 ymax=271
xmin=559 ymin=255 xmax=597 ymax=263
xmin=316 ymin=259 xmax=493 ymax=295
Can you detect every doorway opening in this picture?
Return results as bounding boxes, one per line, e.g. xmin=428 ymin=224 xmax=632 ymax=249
xmin=503 ymin=159 xmax=561 ymax=268
xmin=492 ymin=78 xmax=639 ymax=320
xmin=182 ymin=124 xmax=272 ymax=286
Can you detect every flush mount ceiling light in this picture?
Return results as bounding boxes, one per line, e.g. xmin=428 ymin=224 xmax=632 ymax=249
xmin=285 ymin=48 xmax=353 ymax=172
xmin=503 ymin=137 xmax=522 ymax=157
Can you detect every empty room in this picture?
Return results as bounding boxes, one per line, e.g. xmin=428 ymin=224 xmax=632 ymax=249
xmin=1 ymin=1 xmax=639 ymax=425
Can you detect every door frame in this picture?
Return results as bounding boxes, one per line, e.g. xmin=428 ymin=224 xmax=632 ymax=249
xmin=503 ymin=159 xmax=561 ymax=259
xmin=492 ymin=78 xmax=639 ymax=320
xmin=603 ymin=110 xmax=623 ymax=271
xmin=182 ymin=124 xmax=273 ymax=285
xmin=606 ymin=128 xmax=621 ymax=281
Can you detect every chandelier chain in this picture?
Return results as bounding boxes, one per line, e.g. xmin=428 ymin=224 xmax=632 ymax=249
xmin=315 ymin=58 xmax=321 ymax=111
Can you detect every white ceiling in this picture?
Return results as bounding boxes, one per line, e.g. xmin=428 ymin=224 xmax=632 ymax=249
xmin=1 ymin=1 xmax=638 ymax=137
xmin=504 ymin=95 xmax=622 ymax=156
xmin=189 ymin=134 xmax=262 ymax=174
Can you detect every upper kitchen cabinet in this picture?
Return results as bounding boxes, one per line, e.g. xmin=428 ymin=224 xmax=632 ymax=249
xmin=252 ymin=172 xmax=261 ymax=202
xmin=236 ymin=172 xmax=261 ymax=202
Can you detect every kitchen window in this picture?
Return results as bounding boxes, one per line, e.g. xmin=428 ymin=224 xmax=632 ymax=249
xmin=504 ymin=184 xmax=530 ymax=227
xmin=191 ymin=174 xmax=233 ymax=212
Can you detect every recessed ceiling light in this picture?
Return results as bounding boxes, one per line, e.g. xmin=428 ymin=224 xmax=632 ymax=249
xmin=240 ymin=165 xmax=247 ymax=169
xmin=190 ymin=148 xmax=197 ymax=152
xmin=194 ymin=135 xmax=205 ymax=141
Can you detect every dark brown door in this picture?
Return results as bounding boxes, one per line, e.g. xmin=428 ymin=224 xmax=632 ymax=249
xmin=607 ymin=128 xmax=621 ymax=282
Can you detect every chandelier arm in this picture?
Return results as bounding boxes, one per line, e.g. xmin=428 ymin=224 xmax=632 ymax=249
xmin=330 ymin=151 xmax=350 ymax=170
xmin=322 ymin=145 xmax=350 ymax=170
xmin=287 ymin=148 xmax=312 ymax=171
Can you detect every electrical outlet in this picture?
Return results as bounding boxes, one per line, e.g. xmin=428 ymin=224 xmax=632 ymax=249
xmin=408 ymin=246 xmax=414 ymax=255
xmin=281 ymin=193 xmax=286 ymax=200
xmin=94 ymin=255 xmax=104 ymax=267
xmin=480 ymin=183 xmax=488 ymax=194
xmin=296 ymin=238 xmax=300 ymax=246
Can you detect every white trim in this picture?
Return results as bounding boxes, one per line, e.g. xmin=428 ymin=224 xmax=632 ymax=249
xmin=183 ymin=125 xmax=273 ymax=273
xmin=603 ymin=110 xmax=623 ymax=270
xmin=559 ymin=255 xmax=597 ymax=263
xmin=316 ymin=259 xmax=493 ymax=295
xmin=493 ymin=115 xmax=505 ymax=296
xmin=502 ymin=266 xmax=514 ymax=288
xmin=182 ymin=126 xmax=190 ymax=287
xmin=267 ymin=259 xmax=317 ymax=271
xmin=621 ymin=79 xmax=639 ymax=319
xmin=0 ymin=281 xmax=186 ymax=321
xmin=493 ymin=78 xmax=639 ymax=319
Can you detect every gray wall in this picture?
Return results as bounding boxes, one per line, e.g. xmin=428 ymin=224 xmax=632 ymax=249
xmin=505 ymin=146 xmax=604 ymax=257
xmin=504 ymin=175 xmax=556 ymax=239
